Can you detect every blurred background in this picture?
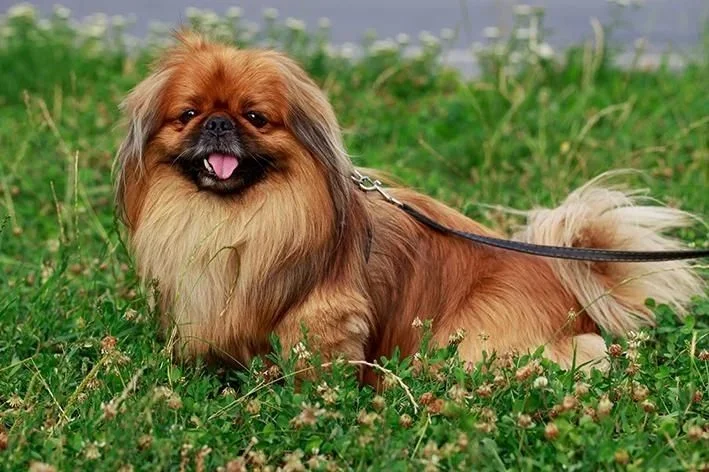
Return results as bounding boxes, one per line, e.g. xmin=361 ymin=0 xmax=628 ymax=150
xmin=3 ymin=0 xmax=706 ymax=74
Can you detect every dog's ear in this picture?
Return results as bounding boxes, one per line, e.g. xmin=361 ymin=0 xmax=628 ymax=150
xmin=114 ymin=29 xmax=215 ymax=225
xmin=113 ymin=67 xmax=171 ymax=226
xmin=274 ymin=53 xmax=354 ymax=233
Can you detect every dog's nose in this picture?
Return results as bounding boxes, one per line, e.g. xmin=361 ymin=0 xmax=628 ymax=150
xmin=203 ymin=115 xmax=235 ymax=136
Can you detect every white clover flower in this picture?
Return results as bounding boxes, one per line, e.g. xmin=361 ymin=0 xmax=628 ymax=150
xmin=634 ymin=37 xmax=647 ymax=50
xmin=514 ymin=4 xmax=533 ymax=16
xmin=38 ymin=18 xmax=51 ymax=30
xmin=424 ymin=37 xmax=440 ymax=48
xmin=185 ymin=7 xmax=201 ymax=20
xmin=418 ymin=30 xmax=439 ymax=47
xmin=237 ymin=27 xmax=255 ymax=43
xmin=111 ymin=15 xmax=127 ymax=28
xmin=202 ymin=10 xmax=219 ymax=26
xmin=86 ymin=23 xmax=107 ymax=39
xmin=535 ymin=42 xmax=554 ymax=59
xmin=226 ymin=7 xmax=243 ymax=19
xmin=53 ymin=4 xmax=71 ymax=20
xmin=148 ymin=21 xmax=169 ymax=35
xmin=245 ymin=21 xmax=260 ymax=35
xmin=323 ymin=43 xmax=337 ymax=57
xmin=440 ymin=28 xmax=455 ymax=41
xmin=628 ymin=330 xmax=650 ymax=343
xmin=84 ymin=442 xmax=101 ymax=460
xmin=369 ymin=39 xmax=397 ymax=54
xmin=515 ymin=28 xmax=530 ymax=40
xmin=317 ymin=17 xmax=331 ymax=29
xmin=285 ymin=17 xmax=306 ymax=32
xmin=293 ymin=342 xmax=311 ymax=360
xmin=483 ymin=26 xmax=500 ymax=40
xmin=91 ymin=13 xmax=108 ymax=25
xmin=340 ymin=42 xmax=357 ymax=59
xmin=493 ymin=43 xmax=507 ymax=57
xmin=262 ymin=7 xmax=279 ymax=20
xmin=418 ymin=30 xmax=433 ymax=42
xmin=509 ymin=51 xmax=523 ymax=64
xmin=533 ymin=376 xmax=549 ymax=389
xmin=470 ymin=41 xmax=485 ymax=53
xmin=123 ymin=34 xmax=139 ymax=49
xmin=213 ymin=23 xmax=232 ymax=40
xmin=395 ymin=33 xmax=410 ymax=45
xmin=46 ymin=239 xmax=60 ymax=253
xmin=8 ymin=3 xmax=36 ymax=20
xmin=83 ymin=13 xmax=108 ymax=38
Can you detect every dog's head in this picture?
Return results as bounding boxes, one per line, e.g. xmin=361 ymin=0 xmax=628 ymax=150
xmin=115 ymin=31 xmax=352 ymax=228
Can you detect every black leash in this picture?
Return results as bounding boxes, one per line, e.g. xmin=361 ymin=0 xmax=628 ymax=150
xmin=352 ymin=171 xmax=709 ymax=263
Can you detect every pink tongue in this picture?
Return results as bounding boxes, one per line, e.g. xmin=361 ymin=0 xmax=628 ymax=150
xmin=207 ymin=154 xmax=239 ymax=180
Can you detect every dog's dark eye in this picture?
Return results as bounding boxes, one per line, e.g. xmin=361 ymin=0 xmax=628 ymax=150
xmin=179 ymin=109 xmax=198 ymax=124
xmin=244 ymin=111 xmax=268 ymax=128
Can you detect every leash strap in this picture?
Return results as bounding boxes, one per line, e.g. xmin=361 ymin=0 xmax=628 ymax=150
xmin=351 ymin=171 xmax=709 ymax=263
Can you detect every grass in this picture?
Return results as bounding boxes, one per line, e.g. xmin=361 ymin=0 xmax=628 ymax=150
xmin=1 ymin=5 xmax=708 ymax=471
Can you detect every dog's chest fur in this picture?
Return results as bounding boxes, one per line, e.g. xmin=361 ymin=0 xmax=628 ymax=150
xmin=131 ymin=180 xmax=249 ymax=360
xmin=130 ymin=173 xmax=339 ymax=363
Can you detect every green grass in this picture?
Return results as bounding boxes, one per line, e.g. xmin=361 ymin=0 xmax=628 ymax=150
xmin=1 ymin=6 xmax=708 ymax=471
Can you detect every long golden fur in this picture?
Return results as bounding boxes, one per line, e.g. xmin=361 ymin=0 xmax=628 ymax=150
xmin=115 ymin=32 xmax=705 ymax=381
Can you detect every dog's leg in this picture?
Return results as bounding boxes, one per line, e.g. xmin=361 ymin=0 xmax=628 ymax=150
xmin=274 ymin=290 xmax=372 ymax=369
xmin=543 ymin=333 xmax=609 ymax=372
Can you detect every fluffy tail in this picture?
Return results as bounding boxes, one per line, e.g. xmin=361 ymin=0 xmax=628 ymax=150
xmin=514 ymin=171 xmax=706 ymax=335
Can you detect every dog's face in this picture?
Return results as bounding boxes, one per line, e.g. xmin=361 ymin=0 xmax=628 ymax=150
xmin=152 ymin=50 xmax=292 ymax=195
xmin=115 ymin=32 xmax=352 ymax=227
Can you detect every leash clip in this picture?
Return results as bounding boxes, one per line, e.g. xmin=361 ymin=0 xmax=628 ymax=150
xmin=351 ymin=170 xmax=403 ymax=207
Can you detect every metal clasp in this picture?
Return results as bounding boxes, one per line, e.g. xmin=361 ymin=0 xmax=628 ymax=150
xmin=351 ymin=170 xmax=403 ymax=207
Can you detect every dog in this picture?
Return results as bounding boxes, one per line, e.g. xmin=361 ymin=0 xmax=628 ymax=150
xmin=114 ymin=32 xmax=704 ymax=381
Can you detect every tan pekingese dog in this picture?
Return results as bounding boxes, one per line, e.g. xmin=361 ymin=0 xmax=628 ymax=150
xmin=115 ymin=32 xmax=704 ymax=380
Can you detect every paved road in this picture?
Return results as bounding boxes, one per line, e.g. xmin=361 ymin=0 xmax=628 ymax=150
xmin=5 ymin=1 xmax=706 ymax=50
